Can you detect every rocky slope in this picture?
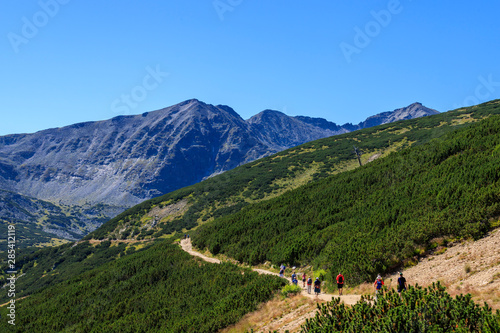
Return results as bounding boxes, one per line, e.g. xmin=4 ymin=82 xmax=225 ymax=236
xmin=0 ymin=189 xmax=120 ymax=249
xmin=0 ymin=99 xmax=438 ymax=241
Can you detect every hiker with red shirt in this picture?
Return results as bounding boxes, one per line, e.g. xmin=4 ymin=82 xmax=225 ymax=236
xmin=302 ymin=272 xmax=307 ymax=288
xmin=374 ymin=275 xmax=384 ymax=300
xmin=336 ymin=273 xmax=345 ymax=295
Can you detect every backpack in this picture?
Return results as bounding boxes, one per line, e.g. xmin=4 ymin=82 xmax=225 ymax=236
xmin=338 ymin=275 xmax=344 ymax=284
xmin=376 ymin=280 xmax=383 ymax=290
xmin=307 ymin=278 xmax=312 ymax=285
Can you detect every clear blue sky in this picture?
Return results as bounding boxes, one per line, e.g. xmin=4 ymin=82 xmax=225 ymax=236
xmin=1 ymin=0 xmax=499 ymax=135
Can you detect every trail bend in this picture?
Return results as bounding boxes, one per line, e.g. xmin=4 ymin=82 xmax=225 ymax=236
xmin=180 ymin=238 xmax=361 ymax=305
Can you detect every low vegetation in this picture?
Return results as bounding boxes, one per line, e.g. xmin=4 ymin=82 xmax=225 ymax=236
xmin=0 ymin=239 xmax=147 ymax=303
xmin=302 ymin=282 xmax=500 ymax=332
xmin=0 ymin=241 xmax=286 ymax=332
xmin=281 ymin=284 xmax=303 ymax=297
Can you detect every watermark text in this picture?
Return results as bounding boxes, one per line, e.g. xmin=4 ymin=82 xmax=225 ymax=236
xmin=340 ymin=0 xmax=410 ymax=63
xmin=213 ymin=0 xmax=243 ymax=21
xmin=7 ymin=0 xmax=71 ymax=53
xmin=6 ymin=224 xmax=17 ymax=326
xmin=111 ymin=65 xmax=169 ymax=115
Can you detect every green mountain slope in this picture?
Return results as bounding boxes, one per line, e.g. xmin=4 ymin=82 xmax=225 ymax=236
xmin=0 ymin=240 xmax=285 ymax=332
xmin=192 ymin=109 xmax=500 ymax=284
xmin=85 ymin=101 xmax=500 ymax=243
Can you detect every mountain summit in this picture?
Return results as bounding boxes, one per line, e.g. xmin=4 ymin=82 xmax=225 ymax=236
xmin=0 ymin=99 xmax=438 ymax=211
xmin=358 ymin=102 xmax=439 ymax=128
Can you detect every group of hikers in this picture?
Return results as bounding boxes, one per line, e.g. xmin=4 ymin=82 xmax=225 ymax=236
xmin=374 ymin=272 xmax=408 ymax=299
xmin=280 ymin=263 xmax=408 ymax=298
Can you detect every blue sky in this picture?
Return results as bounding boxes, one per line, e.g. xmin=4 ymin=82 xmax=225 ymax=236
xmin=1 ymin=0 xmax=499 ymax=135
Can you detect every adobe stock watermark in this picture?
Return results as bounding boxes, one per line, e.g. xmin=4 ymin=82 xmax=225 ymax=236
xmin=111 ymin=65 xmax=169 ymax=115
xmin=213 ymin=0 xmax=243 ymax=21
xmin=7 ymin=0 xmax=71 ymax=54
xmin=453 ymin=74 xmax=500 ymax=109
xmin=340 ymin=0 xmax=412 ymax=63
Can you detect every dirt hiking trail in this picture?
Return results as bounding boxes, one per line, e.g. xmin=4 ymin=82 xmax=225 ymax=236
xmin=180 ymin=239 xmax=361 ymax=305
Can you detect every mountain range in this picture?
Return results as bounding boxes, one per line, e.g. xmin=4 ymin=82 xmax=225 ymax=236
xmin=2 ymin=100 xmax=499 ymax=332
xmin=0 ymin=99 xmax=438 ymax=244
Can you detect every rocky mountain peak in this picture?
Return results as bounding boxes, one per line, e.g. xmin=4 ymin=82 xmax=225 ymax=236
xmin=0 ymin=99 xmax=440 ymax=224
xmin=359 ymin=102 xmax=439 ymax=128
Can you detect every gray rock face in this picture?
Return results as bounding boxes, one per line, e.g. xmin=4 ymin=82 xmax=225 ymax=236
xmin=0 ymin=99 xmax=439 ymax=211
xmin=357 ymin=102 xmax=440 ymax=128
xmin=247 ymin=110 xmax=348 ymax=150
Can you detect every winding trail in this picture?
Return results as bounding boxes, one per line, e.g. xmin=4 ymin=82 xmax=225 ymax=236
xmin=180 ymin=239 xmax=361 ymax=305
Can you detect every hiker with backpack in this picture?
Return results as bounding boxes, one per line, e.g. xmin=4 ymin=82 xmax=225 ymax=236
xmin=397 ymin=272 xmax=407 ymax=294
xmin=336 ymin=273 xmax=344 ymax=295
xmin=374 ymin=275 xmax=384 ymax=300
xmin=307 ymin=277 xmax=313 ymax=294
xmin=314 ymin=277 xmax=321 ymax=296
xmin=279 ymin=264 xmax=285 ymax=277
xmin=291 ymin=271 xmax=298 ymax=285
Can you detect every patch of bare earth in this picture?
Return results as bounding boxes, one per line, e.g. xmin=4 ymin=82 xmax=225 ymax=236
xmin=220 ymin=295 xmax=319 ymax=333
xmin=367 ymin=153 xmax=382 ymax=163
xmin=352 ymin=228 xmax=500 ymax=310
xmin=147 ymin=198 xmax=189 ymax=222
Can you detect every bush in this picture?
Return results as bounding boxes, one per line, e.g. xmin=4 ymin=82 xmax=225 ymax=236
xmin=0 ymin=242 xmax=287 ymax=332
xmin=313 ymin=269 xmax=327 ymax=281
xmin=281 ymin=284 xmax=302 ymax=297
xmin=302 ymin=282 xmax=500 ymax=332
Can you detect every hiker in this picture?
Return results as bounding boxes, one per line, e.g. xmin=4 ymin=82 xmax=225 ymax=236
xmin=302 ymin=272 xmax=307 ymax=288
xmin=336 ymin=273 xmax=344 ymax=295
xmin=374 ymin=275 xmax=384 ymax=300
xmin=397 ymin=272 xmax=407 ymax=294
xmin=307 ymin=277 xmax=313 ymax=294
xmin=279 ymin=264 xmax=285 ymax=277
xmin=314 ymin=277 xmax=321 ymax=296
xmin=291 ymin=272 xmax=298 ymax=285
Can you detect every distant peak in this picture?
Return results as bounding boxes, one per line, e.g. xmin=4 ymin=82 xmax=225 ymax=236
xmin=260 ymin=109 xmax=287 ymax=116
xmin=181 ymin=98 xmax=204 ymax=106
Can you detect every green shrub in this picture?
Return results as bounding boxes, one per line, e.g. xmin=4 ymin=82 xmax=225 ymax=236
xmin=313 ymin=269 xmax=327 ymax=281
xmin=0 ymin=242 xmax=286 ymax=332
xmin=281 ymin=284 xmax=302 ymax=297
xmin=302 ymin=282 xmax=500 ymax=332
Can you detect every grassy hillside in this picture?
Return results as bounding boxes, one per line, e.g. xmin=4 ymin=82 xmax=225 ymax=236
xmin=85 ymin=101 xmax=500 ymax=243
xmin=192 ymin=111 xmax=500 ymax=284
xmin=0 ymin=240 xmax=285 ymax=332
